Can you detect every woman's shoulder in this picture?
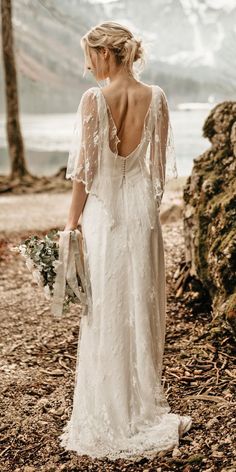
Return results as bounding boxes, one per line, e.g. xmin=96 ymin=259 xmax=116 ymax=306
xmin=152 ymin=85 xmax=169 ymax=114
xmin=79 ymin=87 xmax=101 ymax=109
xmin=81 ymin=86 xmax=100 ymax=99
xmin=152 ymin=84 xmax=167 ymax=99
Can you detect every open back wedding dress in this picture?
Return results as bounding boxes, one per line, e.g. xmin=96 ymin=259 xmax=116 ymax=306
xmin=59 ymin=84 xmax=192 ymax=460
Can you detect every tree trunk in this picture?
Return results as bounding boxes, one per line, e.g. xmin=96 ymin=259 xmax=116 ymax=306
xmin=1 ymin=0 xmax=29 ymax=179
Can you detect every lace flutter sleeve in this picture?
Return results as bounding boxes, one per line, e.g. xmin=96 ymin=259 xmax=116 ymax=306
xmin=66 ymin=87 xmax=99 ymax=192
xmin=150 ymin=88 xmax=178 ymax=207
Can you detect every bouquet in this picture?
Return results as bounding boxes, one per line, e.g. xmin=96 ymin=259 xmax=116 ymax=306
xmin=18 ymin=228 xmax=91 ymax=317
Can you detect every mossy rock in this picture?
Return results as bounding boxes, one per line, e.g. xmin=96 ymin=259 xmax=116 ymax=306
xmin=183 ymin=101 xmax=236 ymax=333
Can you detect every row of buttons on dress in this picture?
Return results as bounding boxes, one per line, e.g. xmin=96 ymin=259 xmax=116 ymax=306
xmin=122 ymin=159 xmax=126 ymax=180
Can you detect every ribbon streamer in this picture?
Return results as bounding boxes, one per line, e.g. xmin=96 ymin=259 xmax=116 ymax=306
xmin=51 ymin=229 xmax=91 ymax=317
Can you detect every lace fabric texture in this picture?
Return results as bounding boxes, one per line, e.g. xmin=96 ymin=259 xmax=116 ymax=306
xmin=60 ymin=84 xmax=192 ymax=460
xmin=149 ymin=89 xmax=178 ymax=206
xmin=66 ymin=84 xmax=178 ymax=222
xmin=66 ymin=88 xmax=100 ymax=194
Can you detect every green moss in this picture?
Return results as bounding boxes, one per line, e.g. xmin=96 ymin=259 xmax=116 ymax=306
xmin=183 ymin=101 xmax=236 ymax=332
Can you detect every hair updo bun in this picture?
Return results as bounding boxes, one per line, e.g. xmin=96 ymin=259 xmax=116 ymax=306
xmin=121 ymin=37 xmax=144 ymax=68
xmin=81 ymin=21 xmax=146 ymax=74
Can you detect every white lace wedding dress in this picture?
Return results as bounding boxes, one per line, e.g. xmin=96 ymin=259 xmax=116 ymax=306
xmin=59 ymin=84 xmax=192 ymax=460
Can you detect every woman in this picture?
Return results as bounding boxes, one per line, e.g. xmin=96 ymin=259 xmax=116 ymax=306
xmin=60 ymin=21 xmax=192 ymax=460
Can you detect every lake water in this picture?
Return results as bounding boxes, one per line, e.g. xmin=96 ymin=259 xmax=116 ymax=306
xmin=0 ymin=109 xmax=210 ymax=177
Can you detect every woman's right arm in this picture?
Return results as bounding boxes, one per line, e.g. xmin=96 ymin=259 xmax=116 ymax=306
xmin=64 ymin=179 xmax=88 ymax=231
xmin=64 ymin=88 xmax=99 ymax=231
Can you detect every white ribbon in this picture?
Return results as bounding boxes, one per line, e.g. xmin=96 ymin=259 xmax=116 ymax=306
xmin=51 ymin=229 xmax=91 ymax=317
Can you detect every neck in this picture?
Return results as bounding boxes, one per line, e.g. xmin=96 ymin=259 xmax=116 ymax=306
xmin=107 ymin=66 xmax=137 ymax=86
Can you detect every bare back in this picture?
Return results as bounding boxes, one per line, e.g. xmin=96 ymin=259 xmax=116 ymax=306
xmin=100 ymin=82 xmax=153 ymax=158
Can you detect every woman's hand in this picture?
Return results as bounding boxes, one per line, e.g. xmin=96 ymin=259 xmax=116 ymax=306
xmin=64 ymin=223 xmax=78 ymax=231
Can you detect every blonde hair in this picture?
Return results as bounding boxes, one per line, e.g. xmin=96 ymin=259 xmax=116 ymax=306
xmin=80 ymin=21 xmax=145 ymax=76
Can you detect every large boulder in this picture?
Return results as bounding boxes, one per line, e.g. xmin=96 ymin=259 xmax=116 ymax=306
xmin=181 ymin=101 xmax=236 ymax=333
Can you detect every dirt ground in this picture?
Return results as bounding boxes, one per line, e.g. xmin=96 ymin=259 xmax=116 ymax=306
xmin=0 ymin=216 xmax=235 ymax=471
xmin=0 ymin=179 xmax=185 ymax=236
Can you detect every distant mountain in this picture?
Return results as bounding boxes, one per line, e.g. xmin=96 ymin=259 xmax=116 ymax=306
xmin=136 ymin=0 xmax=236 ymax=98
xmin=0 ymin=0 xmax=235 ymax=112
